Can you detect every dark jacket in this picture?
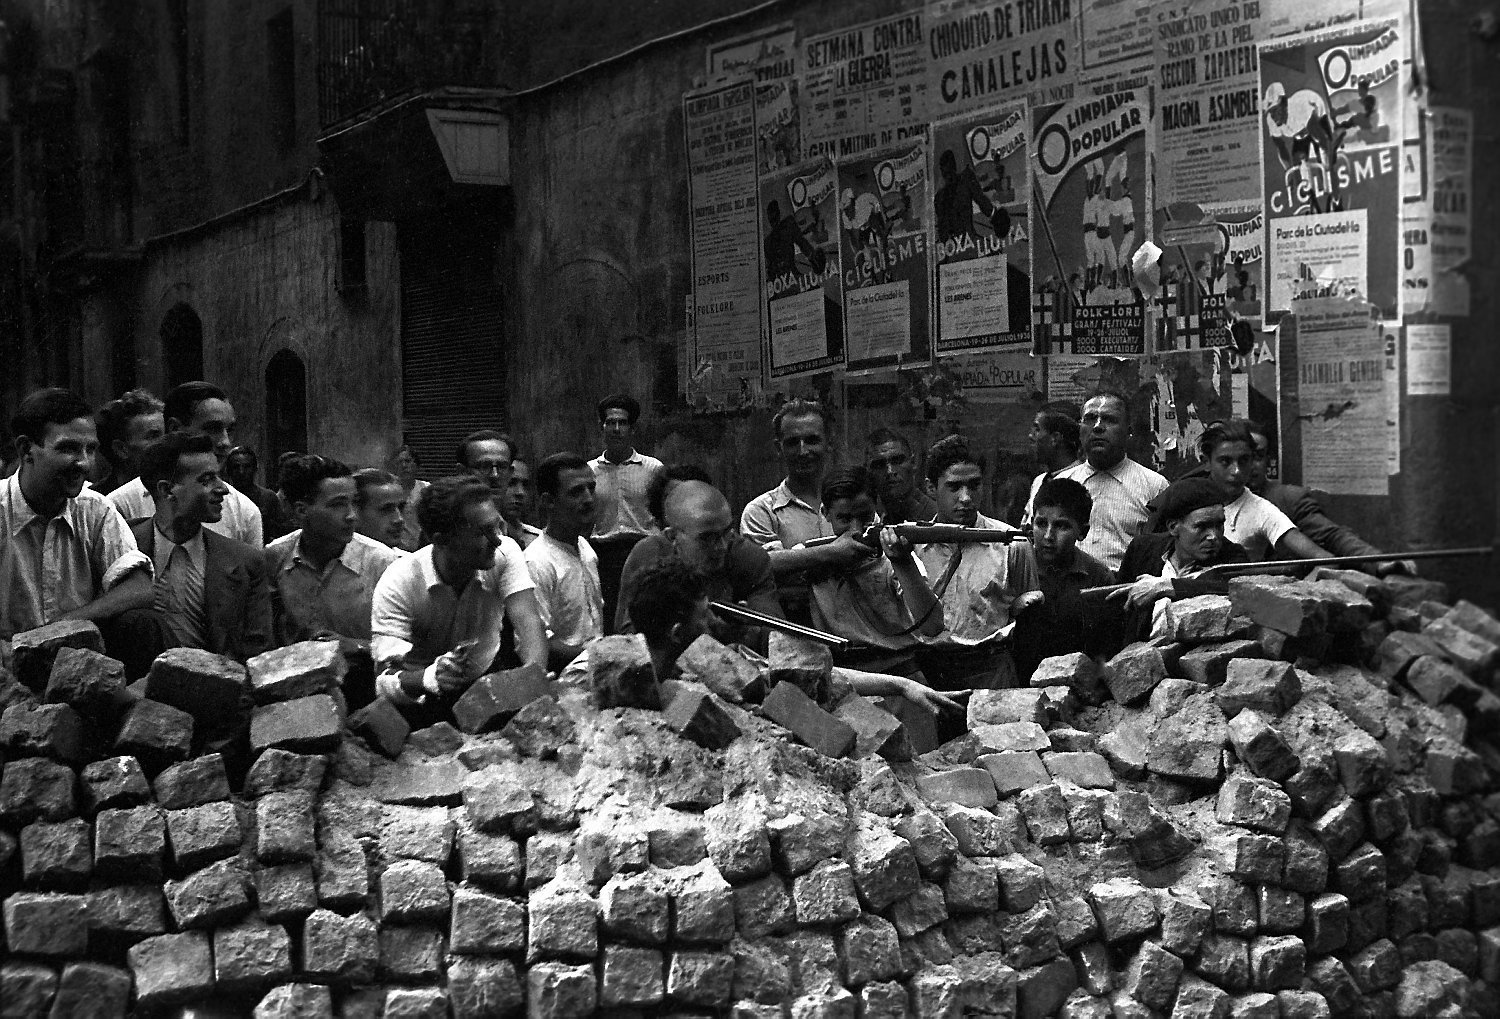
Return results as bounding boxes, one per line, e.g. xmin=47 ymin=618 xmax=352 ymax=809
xmin=1112 ymin=532 xmax=1250 ymax=647
xmin=130 ymin=518 xmax=274 ymax=662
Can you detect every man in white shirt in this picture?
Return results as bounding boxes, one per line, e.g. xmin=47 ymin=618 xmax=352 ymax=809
xmin=589 ymin=394 xmax=663 ymax=631
xmin=370 ymin=475 xmax=547 ymax=719
xmin=526 ymin=453 xmax=604 ymax=669
xmin=1202 ymin=418 xmax=1331 ymax=562
xmin=109 ymin=381 xmax=263 ymax=548
xmin=1 ymin=389 xmax=153 ymax=653
xmin=1055 ymin=392 xmax=1169 ymax=572
xmin=1020 ymin=406 xmax=1084 ymax=526
xmin=503 ymin=457 xmax=543 ymax=550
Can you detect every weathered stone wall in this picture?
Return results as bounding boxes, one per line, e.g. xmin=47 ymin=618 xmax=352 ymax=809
xmin=2 ymin=566 xmax=1500 ymax=1015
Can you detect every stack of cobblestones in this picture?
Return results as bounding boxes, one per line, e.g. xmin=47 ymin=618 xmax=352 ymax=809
xmin=1 ymin=565 xmax=1498 ymax=1017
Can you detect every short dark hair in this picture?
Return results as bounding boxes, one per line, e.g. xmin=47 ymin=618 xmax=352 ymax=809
xmin=418 ymin=475 xmax=496 ymax=539
xmin=164 ymin=382 xmax=228 ymax=428
xmin=647 ymin=463 xmax=711 ymax=527
xmin=1086 ymin=389 xmax=1132 ymax=419
xmin=1036 ymin=410 xmax=1081 ymax=458
xmin=139 ymin=432 xmax=216 ymax=497
xmin=96 ymin=389 xmax=164 ymax=459
xmin=597 ymin=394 xmax=641 ymax=425
xmin=12 ymin=389 xmax=94 ymax=447
xmin=535 ymin=452 xmax=591 ymax=497
xmin=1199 ymin=418 xmax=1258 ymax=459
xmin=864 ymin=427 xmax=910 ymax=456
xmin=820 ymin=466 xmax=875 ymax=508
xmin=1033 ymin=478 xmax=1092 ymax=530
xmin=926 ymin=434 xmax=980 ymax=485
xmin=455 ymin=429 xmax=515 ymax=467
xmin=352 ymin=467 xmax=400 ymax=505
xmin=773 ymin=398 xmax=830 ymax=439
xmin=628 ymin=559 xmax=706 ymax=645
xmin=279 ymin=454 xmax=354 ymax=506
xmin=226 ymin=445 xmax=257 ymax=466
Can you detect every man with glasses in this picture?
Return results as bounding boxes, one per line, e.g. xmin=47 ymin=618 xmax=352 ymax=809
xmin=455 ymin=429 xmax=516 ymax=505
xmin=864 ymin=428 xmax=936 ymax=525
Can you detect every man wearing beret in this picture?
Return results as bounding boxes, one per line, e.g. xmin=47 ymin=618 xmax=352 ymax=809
xmin=1109 ymin=477 xmax=1250 ymax=643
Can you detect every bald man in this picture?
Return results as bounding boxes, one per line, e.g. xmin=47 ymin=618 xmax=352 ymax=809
xmin=614 ymin=480 xmax=784 ymax=648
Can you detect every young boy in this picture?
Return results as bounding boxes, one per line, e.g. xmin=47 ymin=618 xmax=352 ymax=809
xmin=804 ymin=467 xmax=945 ymax=679
xmin=1011 ymin=477 xmax=1115 ymax=681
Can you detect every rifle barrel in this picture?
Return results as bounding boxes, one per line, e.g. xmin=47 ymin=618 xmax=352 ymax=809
xmin=709 ymin=601 xmax=850 ymax=648
xmin=801 ymin=524 xmax=1026 ymax=548
xmin=1078 ymin=544 xmax=1495 ymax=597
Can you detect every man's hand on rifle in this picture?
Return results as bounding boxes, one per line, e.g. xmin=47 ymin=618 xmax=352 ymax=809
xmin=827 ymin=529 xmax=878 ymax=568
xmin=878 ymin=526 xmax=916 ymax=564
xmin=1107 ymin=576 xmax=1174 ymax=611
xmin=1375 ymin=559 xmax=1418 ymax=578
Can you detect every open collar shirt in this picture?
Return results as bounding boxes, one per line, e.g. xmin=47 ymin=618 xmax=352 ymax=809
xmin=524 ymin=532 xmax=604 ymax=648
xmin=150 ymin=525 xmax=208 ymax=648
xmin=740 ymin=480 xmax=833 ymax=550
xmin=0 ymin=471 xmax=151 ymax=638
xmin=915 ymin=512 xmax=1039 ymax=645
xmin=589 ymin=450 xmax=664 ymax=540
xmin=1055 ymin=457 xmax=1169 ymax=572
xmin=267 ymin=529 xmax=404 ymax=644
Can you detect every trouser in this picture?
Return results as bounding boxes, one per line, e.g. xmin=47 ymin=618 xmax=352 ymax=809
xmin=914 ymin=640 xmax=1019 ymax=692
xmin=591 ymin=534 xmax=646 ymax=634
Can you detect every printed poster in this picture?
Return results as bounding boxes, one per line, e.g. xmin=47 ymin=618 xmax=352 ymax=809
xmin=1259 ymin=20 xmax=1404 ymax=320
xmin=1380 ymin=320 xmax=1399 ymax=474
xmin=1401 ymin=103 xmax=1432 ymax=317
xmin=803 ymin=12 xmax=928 ymax=161
xmin=707 ymin=25 xmax=803 ymax=174
xmin=1153 ymin=0 xmax=1266 ymax=208
xmin=1405 ymin=323 xmax=1450 ymax=396
xmin=760 ymin=158 xmax=845 ymax=378
xmin=1081 ymin=0 xmax=1156 ymax=71
xmin=931 ymin=100 xmax=1033 ymax=354
xmin=925 ymin=0 xmax=1076 ymax=118
xmin=946 ymin=350 xmax=1044 ymax=403
xmin=1031 ymin=82 xmax=1151 ymax=354
xmin=837 ymin=141 xmax=934 ymax=373
xmin=1429 ymin=107 xmax=1471 ymax=317
xmin=684 ymin=80 xmax=765 ymax=411
xmin=1292 ymin=297 xmax=1386 ymax=496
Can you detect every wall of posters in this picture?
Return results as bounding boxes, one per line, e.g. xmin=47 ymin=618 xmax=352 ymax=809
xmin=931 ymin=100 xmax=1033 ymax=354
xmin=707 ymin=25 xmax=803 ymax=174
xmin=1081 ymin=0 xmax=1156 ymax=72
xmin=838 ymin=141 xmax=935 ymax=373
xmin=803 ymin=12 xmax=929 ymax=161
xmin=925 ymin=0 xmax=1076 ymax=118
xmin=1292 ymin=297 xmax=1387 ymax=496
xmin=1259 ymin=20 xmax=1403 ymax=320
xmin=684 ymin=80 xmax=766 ymax=411
xmin=760 ymin=159 xmax=846 ymax=378
xmin=1031 ymin=82 xmax=1151 ymax=354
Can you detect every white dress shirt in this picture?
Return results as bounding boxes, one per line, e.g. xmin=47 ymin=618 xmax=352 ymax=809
xmin=1055 ymin=457 xmax=1169 ymax=572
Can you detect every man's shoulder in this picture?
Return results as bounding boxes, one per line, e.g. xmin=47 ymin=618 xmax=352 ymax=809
xmin=1073 ymin=547 xmax=1115 ymax=583
xmin=1120 ymin=457 xmax=1169 ymax=488
xmin=638 ymin=453 xmax=665 ymax=470
xmin=204 ymin=528 xmax=264 ymax=572
xmin=348 ymin=531 xmax=404 ymax=569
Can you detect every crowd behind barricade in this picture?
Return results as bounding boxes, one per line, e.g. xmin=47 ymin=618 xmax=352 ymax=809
xmin=1 ymin=381 xmax=1414 ymax=736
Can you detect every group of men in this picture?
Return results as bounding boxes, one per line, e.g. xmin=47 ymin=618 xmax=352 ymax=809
xmin=2 ymin=379 xmax=1404 ymax=732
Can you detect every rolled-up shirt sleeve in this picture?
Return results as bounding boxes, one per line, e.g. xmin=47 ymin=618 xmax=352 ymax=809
xmin=94 ymin=506 xmax=151 ymax=590
xmin=370 ymin=568 xmax=421 ymax=705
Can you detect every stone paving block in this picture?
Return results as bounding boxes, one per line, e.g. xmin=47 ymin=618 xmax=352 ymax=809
xmin=943 ymin=855 xmax=998 ymax=915
xmin=449 ymin=957 xmax=524 ymax=1019
xmin=383 ymin=987 xmax=447 ymax=1019
xmin=527 ymin=879 xmax=598 ymax=961
xmin=3 ymin=891 xmax=88 ymax=956
xmin=600 ymin=868 xmax=670 ymax=943
xmin=1305 ymin=957 xmax=1362 ymax=1015
xmin=144 ymin=647 xmax=247 ymax=728
xmin=11 ymin=620 xmax=104 ymax=690
xmin=663 ymin=684 xmax=742 ymax=750
xmin=705 ymin=801 xmax=772 ymax=882
xmin=1405 ymin=656 xmax=1473 ymax=706
xmin=1334 ymin=842 xmax=1388 ymax=902
xmin=1347 ymin=897 xmax=1390 ymax=953
xmin=1045 ymin=751 xmax=1115 ymax=789
xmin=1333 ymin=728 xmax=1390 ymax=798
xmin=78 ymin=755 xmax=149 ymax=814
xmin=213 ymin=916 xmax=293 ymax=991
xmin=461 ymin=766 xmax=537 ymax=836
xmin=1345 ymin=937 xmax=1402 ymax=993
xmin=1159 ymin=890 xmax=1211 ymax=957
xmin=1103 ymin=643 xmax=1166 ymax=705
xmin=915 ymin=767 xmax=997 ymax=808
xmin=49 ymin=961 xmax=132 ymax=1018
xmin=1016 ymin=957 xmax=1079 ymax=1019
xmin=256 ymin=984 xmax=336 ymax=1019
xmin=87 ymin=882 xmax=167 ymax=937
xmin=247 ymin=640 xmax=347 ymax=704
xmin=769 ymin=631 xmax=833 ymax=700
xmin=256 ymin=789 xmax=316 ymax=862
xmin=1218 ymin=659 xmax=1301 ymax=716
xmin=527 ymin=961 xmax=597 ymax=1018
xmin=1306 ymin=892 xmax=1350 ymax=954
xmin=1425 ymin=735 xmax=1486 ymax=795
xmin=1226 ymin=709 xmax=1300 ymax=782
xmin=454 ymin=821 xmax=524 ymax=892
xmin=1228 ymin=577 xmax=1329 ymax=638
xmin=1216 ymin=773 xmax=1292 ymax=834
xmin=0 ymin=757 xmax=78 ymax=828
xmin=1249 ymin=934 xmax=1304 ymax=991
xmin=94 ymin=803 xmax=165 ymax=877
xmin=449 ymin=885 xmax=525 ymax=955
xmin=1177 ymin=639 xmax=1264 ymax=687
xmin=1089 ymin=877 xmax=1159 ymax=943
xmin=20 ymin=817 xmax=92 ymax=886
xmin=1017 ymin=783 xmax=1070 ymax=845
xmin=112 ymin=699 xmax=193 ymax=767
xmin=302 ymin=908 xmax=378 ymax=984
xmin=894 ymin=808 xmax=959 ymax=879
xmin=1204 ymin=876 xmax=1258 ymax=937
xmin=834 ymin=693 xmax=912 ymax=761
xmin=1423 ymin=617 xmax=1500 ymax=676
xmin=1172 ymin=975 xmax=1231 ymax=1018
xmin=524 ymin=832 xmax=575 ymax=888
xmin=165 ymin=799 xmax=241 ymax=871
xmin=1121 ymin=940 xmax=1182 ymax=1011
xmin=675 ymin=633 xmax=765 ymax=703
xmin=762 ymin=680 xmax=855 ymax=757
xmin=314 ymin=836 xmax=369 ymax=910
xmin=665 ymin=860 xmax=734 ymax=942
xmin=732 ymin=873 xmax=795 ymax=938
xmin=858 ymin=980 xmax=909 ymax=1019
xmin=847 ymin=817 xmax=920 ymax=912
xmin=452 ymin=665 xmax=559 ymax=733
xmin=250 ymin=694 xmax=342 ymax=754
xmin=599 ymin=945 xmax=664 ymax=1008
xmin=1064 ymin=788 xmax=1106 ymax=841
xmin=791 ymin=858 xmax=861 ymax=926
xmin=164 ymin=857 xmax=251 ymax=929
xmin=1257 ymin=885 xmax=1304 ymax=935
xmin=379 ymin=858 xmax=450 ymax=923
xmin=836 ymin=914 xmax=902 ymax=987
xmin=1145 ymin=691 xmax=1227 ymax=783
xmin=968 ymin=687 xmax=1047 ymax=727
xmin=1376 ymin=628 xmax=1451 ymax=679
xmin=1165 ymin=594 xmax=1234 ymax=643
xmin=127 ymin=931 xmax=213 ymax=1009
xmin=379 ymin=803 xmax=455 ymax=864
xmin=1030 ymin=651 xmax=1108 ymax=705
xmin=379 ymin=925 xmax=445 ymax=980
xmin=255 ymin=863 xmax=317 ymax=922
xmin=889 ymin=881 xmax=949 ymax=938
xmin=1311 ymin=797 xmax=1366 ymax=861
xmin=347 ymin=696 xmax=410 ymax=758
xmin=667 ymin=949 xmax=735 ymax=1008
xmin=1197 ymin=934 xmax=1251 ymax=992
xmin=978 ymin=750 xmax=1050 ymax=797
xmin=972 ymin=720 xmax=1051 ymax=753
xmin=0 ymin=702 xmax=84 ymax=763
xmin=152 ymin=753 xmax=230 ymax=809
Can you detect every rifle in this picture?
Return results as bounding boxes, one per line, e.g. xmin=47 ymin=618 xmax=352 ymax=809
xmin=801 ymin=522 xmax=1027 ymax=550
xmin=1079 ymin=544 xmax=1495 ymax=597
xmin=708 ymin=601 xmax=851 ymax=649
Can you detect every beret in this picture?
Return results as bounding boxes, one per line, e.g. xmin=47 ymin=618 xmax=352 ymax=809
xmin=1157 ymin=477 xmax=1226 ymax=524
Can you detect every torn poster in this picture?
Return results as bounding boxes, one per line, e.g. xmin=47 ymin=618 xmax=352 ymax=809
xmin=1405 ymin=323 xmax=1450 ymax=397
xmin=1292 ymin=296 xmax=1387 ymax=496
